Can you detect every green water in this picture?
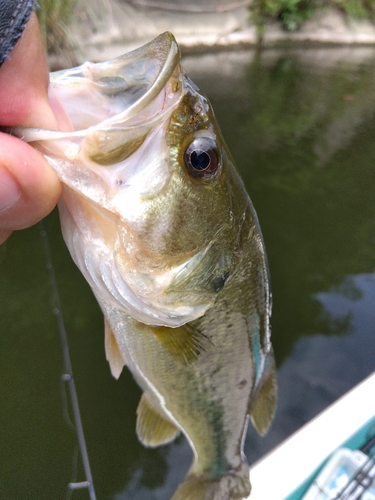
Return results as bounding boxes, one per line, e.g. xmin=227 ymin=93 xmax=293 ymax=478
xmin=1 ymin=45 xmax=375 ymax=499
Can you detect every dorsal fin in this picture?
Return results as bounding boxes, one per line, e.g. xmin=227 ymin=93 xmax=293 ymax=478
xmin=249 ymin=352 xmax=277 ymax=436
xmin=150 ymin=323 xmax=211 ymax=365
xmin=104 ymin=318 xmax=125 ymax=379
xmin=136 ymin=393 xmax=180 ymax=447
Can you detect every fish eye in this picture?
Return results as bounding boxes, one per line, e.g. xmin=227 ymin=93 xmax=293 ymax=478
xmin=184 ymin=137 xmax=219 ymax=179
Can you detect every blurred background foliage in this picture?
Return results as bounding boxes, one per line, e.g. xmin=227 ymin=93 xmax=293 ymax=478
xmin=249 ymin=0 xmax=375 ymax=32
xmin=36 ymin=0 xmax=375 ymax=56
xmin=36 ymin=0 xmax=78 ymax=54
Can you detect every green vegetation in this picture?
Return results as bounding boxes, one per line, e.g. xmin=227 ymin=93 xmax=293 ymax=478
xmin=35 ymin=0 xmax=375 ymax=57
xmin=249 ymin=0 xmax=375 ymax=33
xmin=36 ymin=0 xmax=77 ymax=53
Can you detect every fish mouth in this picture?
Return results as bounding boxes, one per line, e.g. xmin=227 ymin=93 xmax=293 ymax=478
xmin=10 ymin=31 xmax=181 ymax=141
xmin=8 ymin=32 xmax=182 ymax=219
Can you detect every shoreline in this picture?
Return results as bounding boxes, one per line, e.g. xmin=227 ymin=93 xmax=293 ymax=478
xmin=48 ymin=2 xmax=375 ymax=67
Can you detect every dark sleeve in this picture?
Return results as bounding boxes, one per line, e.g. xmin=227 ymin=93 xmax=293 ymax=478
xmin=0 ymin=0 xmax=35 ymax=67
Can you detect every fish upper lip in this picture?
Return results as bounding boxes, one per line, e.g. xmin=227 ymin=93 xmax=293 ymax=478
xmin=10 ymin=32 xmax=181 ymax=143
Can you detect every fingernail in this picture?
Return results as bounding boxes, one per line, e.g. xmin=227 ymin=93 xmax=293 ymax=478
xmin=0 ymin=168 xmax=21 ymax=213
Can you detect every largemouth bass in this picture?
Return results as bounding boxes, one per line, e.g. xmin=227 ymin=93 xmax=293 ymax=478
xmin=14 ymin=33 xmax=276 ymax=499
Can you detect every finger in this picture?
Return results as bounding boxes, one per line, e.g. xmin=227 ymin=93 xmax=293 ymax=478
xmin=0 ymin=13 xmax=59 ymax=129
xmin=0 ymin=12 xmax=74 ymax=245
xmin=0 ymin=133 xmax=61 ymax=236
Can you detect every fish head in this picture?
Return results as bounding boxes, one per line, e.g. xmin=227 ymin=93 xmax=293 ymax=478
xmin=15 ymin=33 xmax=259 ymax=327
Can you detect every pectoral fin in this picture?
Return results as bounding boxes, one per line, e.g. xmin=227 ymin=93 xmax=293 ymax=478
xmin=136 ymin=393 xmax=180 ymax=447
xmin=150 ymin=324 xmax=210 ymax=365
xmin=104 ymin=318 xmax=125 ymax=379
xmin=249 ymin=352 xmax=277 ymax=436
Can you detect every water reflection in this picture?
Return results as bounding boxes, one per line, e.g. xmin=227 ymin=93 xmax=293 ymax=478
xmin=186 ymin=46 xmax=375 ymax=359
xmin=245 ymin=273 xmax=375 ymax=463
xmin=1 ymin=46 xmax=375 ymax=498
xmin=115 ymin=439 xmax=190 ymax=500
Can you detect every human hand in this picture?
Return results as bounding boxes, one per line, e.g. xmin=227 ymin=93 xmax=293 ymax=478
xmin=0 ymin=13 xmax=72 ymax=244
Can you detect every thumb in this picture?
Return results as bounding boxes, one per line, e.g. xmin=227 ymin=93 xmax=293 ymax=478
xmin=0 ymin=133 xmax=61 ymax=244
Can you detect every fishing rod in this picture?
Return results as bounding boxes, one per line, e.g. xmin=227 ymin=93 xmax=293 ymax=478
xmin=40 ymin=221 xmax=97 ymax=500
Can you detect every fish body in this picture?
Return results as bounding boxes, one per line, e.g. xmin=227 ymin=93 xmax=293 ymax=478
xmin=15 ymin=33 xmax=276 ymax=499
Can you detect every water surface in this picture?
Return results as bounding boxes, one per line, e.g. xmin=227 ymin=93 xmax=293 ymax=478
xmin=1 ymin=45 xmax=375 ymax=499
